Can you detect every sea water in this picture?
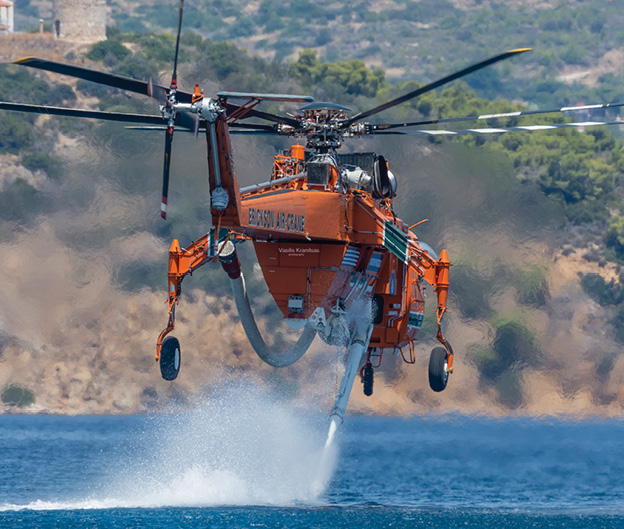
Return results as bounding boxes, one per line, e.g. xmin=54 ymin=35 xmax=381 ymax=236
xmin=1 ymin=395 xmax=624 ymax=527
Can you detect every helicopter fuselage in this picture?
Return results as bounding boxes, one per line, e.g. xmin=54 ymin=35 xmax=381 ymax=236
xmin=158 ymin=106 xmax=452 ymax=372
xmin=196 ymin=111 xmax=449 ymax=354
xmin=238 ymin=186 xmax=425 ymax=350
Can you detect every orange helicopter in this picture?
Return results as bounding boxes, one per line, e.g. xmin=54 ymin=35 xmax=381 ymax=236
xmin=2 ymin=1 xmax=623 ymax=423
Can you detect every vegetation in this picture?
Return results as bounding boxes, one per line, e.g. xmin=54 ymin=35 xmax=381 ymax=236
xmin=610 ymin=308 xmax=624 ymax=344
xmin=21 ymin=153 xmax=62 ymax=180
xmin=1 ymin=384 xmax=36 ymax=407
xmin=0 ymin=179 xmax=41 ymax=222
xmin=606 ymin=215 xmax=624 ymax=258
xmin=581 ymin=273 xmax=624 ymax=307
xmin=469 ymin=313 xmax=540 ymax=408
xmin=580 ymin=274 xmax=624 ymax=344
xmin=511 ymin=264 xmax=550 ymax=308
xmin=290 ymin=50 xmax=385 ymax=98
xmin=0 ymin=67 xmax=75 ymax=223
xmin=106 ymin=0 xmax=624 ymax=109
xmin=449 ymin=263 xmax=496 ymax=321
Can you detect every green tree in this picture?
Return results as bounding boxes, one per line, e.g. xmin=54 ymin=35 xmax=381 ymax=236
xmin=86 ymin=39 xmax=131 ymax=62
xmin=290 ymin=50 xmax=385 ymax=97
xmin=2 ymin=384 xmax=35 ymax=407
xmin=606 ymin=215 xmax=624 ymax=257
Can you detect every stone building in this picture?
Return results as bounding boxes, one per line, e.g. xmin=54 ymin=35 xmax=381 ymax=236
xmin=53 ymin=0 xmax=106 ymax=42
xmin=0 ymin=0 xmax=14 ymax=33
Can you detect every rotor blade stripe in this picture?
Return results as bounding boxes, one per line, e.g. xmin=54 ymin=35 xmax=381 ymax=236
xmin=560 ymin=104 xmax=605 ymax=111
xmin=478 ymin=112 xmax=522 ymax=119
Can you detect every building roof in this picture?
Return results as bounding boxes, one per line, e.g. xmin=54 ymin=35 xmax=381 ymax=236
xmin=0 ymin=1 xmax=13 ymax=7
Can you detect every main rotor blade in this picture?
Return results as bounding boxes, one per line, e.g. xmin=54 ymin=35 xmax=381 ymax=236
xmin=218 ymin=91 xmax=314 ymax=103
xmin=0 ymin=101 xmax=166 ymax=124
xmin=161 ymin=127 xmax=174 ymax=219
xmin=13 ymin=57 xmax=300 ymax=126
xmin=171 ymin=0 xmax=184 ymax=87
xmin=342 ymin=48 xmax=532 ymax=127
xmin=12 ymin=57 xmax=193 ymax=103
xmin=371 ymin=119 xmax=623 ymax=136
xmin=221 ymin=101 xmax=299 ymax=127
xmin=228 ymin=122 xmax=278 ymax=131
xmin=229 ymin=130 xmax=281 ymax=135
xmin=371 ymin=101 xmax=624 ymax=131
xmin=125 ymin=123 xmax=279 ymax=134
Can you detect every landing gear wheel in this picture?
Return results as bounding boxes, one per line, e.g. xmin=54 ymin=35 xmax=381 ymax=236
xmin=160 ymin=336 xmax=181 ymax=381
xmin=428 ymin=347 xmax=449 ymax=392
xmin=363 ymin=363 xmax=374 ymax=396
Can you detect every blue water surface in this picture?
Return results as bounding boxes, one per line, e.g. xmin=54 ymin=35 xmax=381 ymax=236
xmin=1 ymin=412 xmax=623 ymax=528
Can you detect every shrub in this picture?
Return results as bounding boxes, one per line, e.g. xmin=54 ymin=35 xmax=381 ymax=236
xmin=0 ymin=114 xmax=36 ymax=152
xmin=512 ymin=264 xmax=549 ymax=308
xmin=0 ymin=179 xmax=41 ymax=221
xmin=581 ymin=273 xmax=624 ymax=306
xmin=21 ymin=152 xmax=62 ymax=180
xmin=449 ymin=263 xmax=495 ymax=320
xmin=468 ymin=315 xmax=539 ymax=408
xmin=606 ymin=216 xmax=624 ymax=258
xmin=2 ymin=384 xmax=36 ymax=407
xmin=610 ymin=308 xmax=624 ymax=343
xmin=86 ymin=39 xmax=131 ymax=63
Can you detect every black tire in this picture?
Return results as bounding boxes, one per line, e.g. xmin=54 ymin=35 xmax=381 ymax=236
xmin=160 ymin=336 xmax=181 ymax=381
xmin=363 ymin=363 xmax=374 ymax=397
xmin=428 ymin=347 xmax=449 ymax=392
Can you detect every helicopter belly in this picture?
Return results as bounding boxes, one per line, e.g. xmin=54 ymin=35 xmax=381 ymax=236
xmin=253 ymin=240 xmax=349 ymax=319
xmin=253 ymin=237 xmax=427 ymax=350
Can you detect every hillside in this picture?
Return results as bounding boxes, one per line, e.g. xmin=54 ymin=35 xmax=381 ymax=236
xmin=1 ymin=3 xmax=624 ymax=416
xmin=14 ymin=0 xmax=624 ymax=105
xmin=102 ymin=0 xmax=624 ymax=106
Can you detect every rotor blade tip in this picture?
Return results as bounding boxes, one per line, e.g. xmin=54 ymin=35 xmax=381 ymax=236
xmin=12 ymin=57 xmax=34 ymax=64
xmin=509 ymin=48 xmax=532 ymax=54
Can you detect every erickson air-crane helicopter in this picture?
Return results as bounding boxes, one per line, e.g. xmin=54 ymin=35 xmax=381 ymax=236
xmin=2 ymin=1 xmax=623 ymax=426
